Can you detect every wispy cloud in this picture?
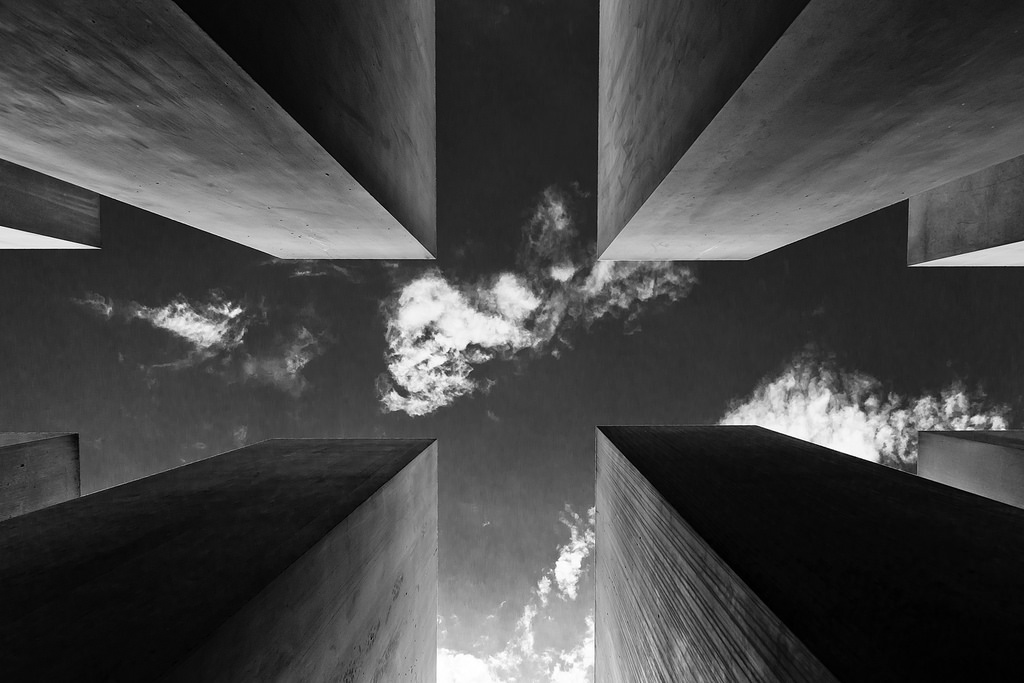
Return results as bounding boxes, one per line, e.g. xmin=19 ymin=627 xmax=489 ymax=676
xmin=76 ymin=291 xmax=326 ymax=396
xmin=439 ymin=504 xmax=596 ymax=683
xmin=720 ymin=351 xmax=1010 ymax=469
xmin=379 ymin=187 xmax=696 ymax=416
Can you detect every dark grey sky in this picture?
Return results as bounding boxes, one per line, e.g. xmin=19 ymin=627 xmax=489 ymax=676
xmin=2 ymin=2 xmax=1023 ymax=681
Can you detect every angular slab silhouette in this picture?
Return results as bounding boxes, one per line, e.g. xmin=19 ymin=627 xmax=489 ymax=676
xmin=918 ymin=431 xmax=1024 ymax=508
xmin=0 ymin=432 xmax=80 ymax=521
xmin=596 ymin=426 xmax=1024 ymax=682
xmin=0 ymin=1 xmax=434 ymax=259
xmin=599 ymin=0 xmax=1024 ymax=260
xmin=0 ymin=438 xmax=437 ymax=682
xmin=908 ymin=156 xmax=1024 ymax=266
xmin=0 ymin=159 xmax=99 ymax=249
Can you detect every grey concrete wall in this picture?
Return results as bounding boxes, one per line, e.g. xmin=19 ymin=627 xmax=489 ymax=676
xmin=0 ymin=159 xmax=100 ymax=249
xmin=598 ymin=0 xmax=808 ymax=257
xmin=0 ymin=432 xmax=80 ymax=521
xmin=163 ymin=443 xmax=437 ymax=683
xmin=599 ymin=0 xmax=1024 ymax=260
xmin=596 ymin=430 xmax=834 ymax=683
xmin=918 ymin=431 xmax=1024 ymax=507
xmin=596 ymin=426 xmax=1024 ymax=682
xmin=0 ymin=1 xmax=432 ymax=259
xmin=0 ymin=438 xmax=436 ymax=681
xmin=175 ymin=0 xmax=436 ymax=255
xmin=908 ymin=156 xmax=1024 ymax=266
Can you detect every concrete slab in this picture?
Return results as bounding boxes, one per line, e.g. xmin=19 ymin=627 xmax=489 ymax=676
xmin=599 ymin=0 xmax=1024 ymax=260
xmin=908 ymin=156 xmax=1024 ymax=266
xmin=0 ymin=158 xmax=99 ymax=249
xmin=0 ymin=1 xmax=434 ymax=259
xmin=0 ymin=432 xmax=80 ymax=521
xmin=918 ymin=431 xmax=1024 ymax=507
xmin=0 ymin=438 xmax=437 ymax=681
xmin=597 ymin=426 xmax=1024 ymax=682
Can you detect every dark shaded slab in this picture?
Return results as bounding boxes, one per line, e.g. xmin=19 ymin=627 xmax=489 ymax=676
xmin=599 ymin=0 xmax=1024 ymax=260
xmin=0 ymin=1 xmax=433 ymax=258
xmin=0 ymin=432 xmax=80 ymax=521
xmin=175 ymin=0 xmax=436 ymax=256
xmin=596 ymin=426 xmax=1024 ymax=682
xmin=0 ymin=438 xmax=436 ymax=682
xmin=908 ymin=156 xmax=1024 ymax=266
xmin=0 ymin=159 xmax=99 ymax=249
xmin=919 ymin=431 xmax=1024 ymax=508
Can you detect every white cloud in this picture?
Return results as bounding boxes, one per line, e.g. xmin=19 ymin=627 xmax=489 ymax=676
xmin=379 ymin=186 xmax=696 ymax=416
xmin=439 ymin=504 xmax=596 ymax=683
xmin=239 ymin=326 xmax=323 ymax=396
xmin=720 ymin=352 xmax=1010 ymax=469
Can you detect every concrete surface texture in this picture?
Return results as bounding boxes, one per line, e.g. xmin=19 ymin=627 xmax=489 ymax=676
xmin=0 ymin=432 xmax=80 ymax=522
xmin=908 ymin=156 xmax=1024 ymax=266
xmin=0 ymin=438 xmax=436 ymax=681
xmin=596 ymin=429 xmax=835 ymax=683
xmin=175 ymin=0 xmax=436 ymax=256
xmin=0 ymin=1 xmax=433 ymax=259
xmin=0 ymin=158 xmax=100 ymax=249
xmin=598 ymin=0 xmax=1024 ymax=260
xmin=163 ymin=442 xmax=437 ymax=683
xmin=596 ymin=426 xmax=1024 ymax=682
xmin=918 ymin=431 xmax=1024 ymax=508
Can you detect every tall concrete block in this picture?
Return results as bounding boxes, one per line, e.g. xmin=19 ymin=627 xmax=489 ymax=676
xmin=0 ymin=159 xmax=100 ymax=249
xmin=0 ymin=1 xmax=435 ymax=259
xmin=908 ymin=156 xmax=1024 ymax=266
xmin=596 ymin=426 xmax=1024 ymax=682
xmin=599 ymin=0 xmax=1024 ymax=260
xmin=0 ymin=439 xmax=437 ymax=682
xmin=0 ymin=432 xmax=80 ymax=521
xmin=918 ymin=431 xmax=1024 ymax=507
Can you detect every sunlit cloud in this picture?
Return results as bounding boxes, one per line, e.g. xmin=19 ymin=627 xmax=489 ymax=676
xmin=379 ymin=186 xmax=697 ymax=416
xmin=439 ymin=504 xmax=596 ymax=683
xmin=76 ymin=291 xmax=326 ymax=396
xmin=720 ymin=351 xmax=1010 ymax=469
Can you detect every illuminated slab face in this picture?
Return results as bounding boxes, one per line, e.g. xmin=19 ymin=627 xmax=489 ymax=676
xmin=0 ymin=159 xmax=99 ymax=249
xmin=918 ymin=431 xmax=1024 ymax=508
xmin=596 ymin=426 xmax=1024 ymax=682
xmin=908 ymin=156 xmax=1024 ymax=266
xmin=0 ymin=439 xmax=437 ymax=682
xmin=599 ymin=0 xmax=1024 ymax=261
xmin=0 ymin=1 xmax=434 ymax=259
xmin=0 ymin=432 xmax=80 ymax=521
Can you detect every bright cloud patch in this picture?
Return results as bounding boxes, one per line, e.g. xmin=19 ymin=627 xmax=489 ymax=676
xmin=439 ymin=504 xmax=597 ymax=683
xmin=77 ymin=291 xmax=325 ymax=396
xmin=379 ymin=187 xmax=696 ymax=416
xmin=720 ymin=353 xmax=1010 ymax=469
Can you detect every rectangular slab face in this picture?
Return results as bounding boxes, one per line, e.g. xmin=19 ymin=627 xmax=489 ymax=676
xmin=0 ymin=432 xmax=80 ymax=521
xmin=162 ymin=442 xmax=437 ymax=683
xmin=0 ymin=1 xmax=433 ymax=259
xmin=175 ymin=0 xmax=436 ymax=257
xmin=0 ymin=159 xmax=100 ymax=249
xmin=0 ymin=438 xmax=436 ymax=681
xmin=596 ymin=426 xmax=1024 ymax=682
xmin=908 ymin=156 xmax=1024 ymax=266
xmin=599 ymin=0 xmax=1024 ymax=260
xmin=918 ymin=431 xmax=1024 ymax=508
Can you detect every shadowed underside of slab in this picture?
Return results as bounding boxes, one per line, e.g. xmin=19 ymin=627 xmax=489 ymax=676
xmin=0 ymin=158 xmax=99 ymax=249
xmin=0 ymin=438 xmax=435 ymax=681
xmin=908 ymin=156 xmax=1024 ymax=266
xmin=918 ymin=431 xmax=1024 ymax=508
xmin=0 ymin=1 xmax=433 ymax=259
xmin=0 ymin=432 xmax=80 ymax=521
xmin=596 ymin=426 xmax=1024 ymax=682
xmin=599 ymin=0 xmax=1024 ymax=260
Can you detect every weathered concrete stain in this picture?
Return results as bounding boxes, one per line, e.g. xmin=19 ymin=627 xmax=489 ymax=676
xmin=0 ymin=1 xmax=432 ymax=258
xmin=0 ymin=159 xmax=100 ymax=248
